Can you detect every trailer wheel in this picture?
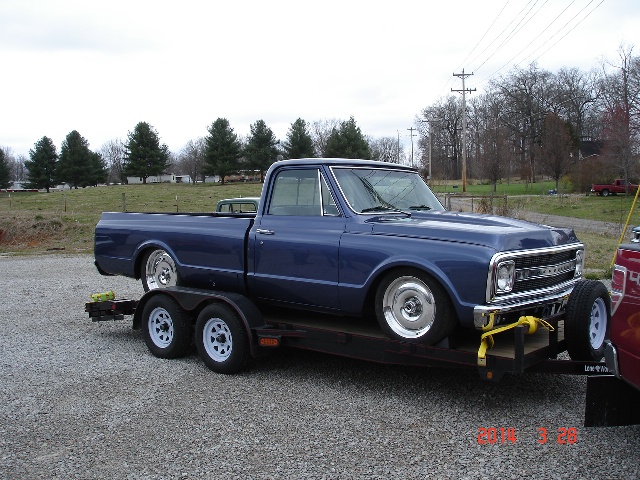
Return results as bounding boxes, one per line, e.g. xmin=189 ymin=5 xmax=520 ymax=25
xmin=565 ymin=280 xmax=610 ymax=361
xmin=195 ymin=303 xmax=250 ymax=374
xmin=141 ymin=248 xmax=179 ymax=292
xmin=375 ymin=268 xmax=455 ymax=345
xmin=142 ymin=295 xmax=192 ymax=359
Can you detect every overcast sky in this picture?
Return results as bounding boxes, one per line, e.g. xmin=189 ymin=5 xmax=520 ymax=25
xmin=2 ymin=0 xmax=640 ymax=159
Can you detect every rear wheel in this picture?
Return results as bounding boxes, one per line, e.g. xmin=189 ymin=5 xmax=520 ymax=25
xmin=141 ymin=249 xmax=179 ymax=291
xmin=195 ymin=304 xmax=250 ymax=374
xmin=141 ymin=295 xmax=192 ymax=359
xmin=600 ymin=189 xmax=610 ymax=197
xmin=565 ymin=280 xmax=610 ymax=361
xmin=375 ymin=269 xmax=455 ymax=345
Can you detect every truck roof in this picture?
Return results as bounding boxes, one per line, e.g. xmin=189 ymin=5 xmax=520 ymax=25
xmin=272 ymin=158 xmax=417 ymax=171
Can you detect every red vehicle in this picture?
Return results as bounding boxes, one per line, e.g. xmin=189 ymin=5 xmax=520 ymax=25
xmin=605 ymin=243 xmax=640 ymax=391
xmin=590 ymin=179 xmax=638 ymax=196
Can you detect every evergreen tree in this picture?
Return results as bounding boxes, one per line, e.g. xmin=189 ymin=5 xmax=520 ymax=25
xmin=123 ymin=122 xmax=170 ymax=183
xmin=244 ymin=119 xmax=279 ymax=182
xmin=57 ymin=130 xmax=95 ymax=188
xmin=24 ymin=136 xmax=58 ymax=192
xmin=86 ymin=151 xmax=108 ymax=186
xmin=0 ymin=149 xmax=11 ymax=189
xmin=282 ymin=118 xmax=315 ymax=159
xmin=203 ymin=118 xmax=241 ymax=185
xmin=324 ymin=117 xmax=371 ymax=159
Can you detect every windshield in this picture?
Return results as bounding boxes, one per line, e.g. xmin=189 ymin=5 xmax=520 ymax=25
xmin=332 ymin=167 xmax=444 ymax=214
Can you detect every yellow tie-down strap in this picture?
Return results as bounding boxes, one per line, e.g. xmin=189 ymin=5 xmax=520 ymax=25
xmin=478 ymin=315 xmax=555 ymax=366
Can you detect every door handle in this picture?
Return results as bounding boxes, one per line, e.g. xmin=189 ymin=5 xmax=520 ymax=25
xmin=256 ymin=228 xmax=274 ymax=235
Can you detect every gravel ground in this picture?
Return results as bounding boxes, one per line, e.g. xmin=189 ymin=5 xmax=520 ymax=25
xmin=1 ymin=255 xmax=638 ymax=479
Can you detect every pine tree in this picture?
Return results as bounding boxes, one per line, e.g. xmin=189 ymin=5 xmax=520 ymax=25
xmin=244 ymin=119 xmax=279 ymax=182
xmin=24 ymin=136 xmax=58 ymax=192
xmin=324 ymin=117 xmax=371 ymax=159
xmin=203 ymin=118 xmax=241 ymax=185
xmin=123 ymin=122 xmax=170 ymax=183
xmin=0 ymin=149 xmax=11 ymax=189
xmin=57 ymin=130 xmax=95 ymax=188
xmin=282 ymin=118 xmax=315 ymax=159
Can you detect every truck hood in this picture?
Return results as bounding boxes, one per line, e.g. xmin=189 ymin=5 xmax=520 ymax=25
xmin=366 ymin=211 xmax=579 ymax=251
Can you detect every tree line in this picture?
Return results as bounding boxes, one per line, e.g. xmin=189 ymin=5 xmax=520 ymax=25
xmin=2 ymin=45 xmax=638 ymax=192
xmin=416 ymin=45 xmax=640 ymax=192
xmin=1 ymin=116 xmax=397 ymax=190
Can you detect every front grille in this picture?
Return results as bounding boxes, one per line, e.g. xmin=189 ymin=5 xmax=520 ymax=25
xmin=489 ymin=244 xmax=584 ymax=304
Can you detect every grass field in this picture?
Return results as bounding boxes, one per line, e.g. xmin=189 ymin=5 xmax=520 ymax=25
xmin=1 ymin=179 xmax=638 ymax=278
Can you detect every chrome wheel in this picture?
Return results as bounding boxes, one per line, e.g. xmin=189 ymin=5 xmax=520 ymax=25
xmin=381 ymin=275 xmax=436 ymax=339
xmin=143 ymin=249 xmax=177 ymax=291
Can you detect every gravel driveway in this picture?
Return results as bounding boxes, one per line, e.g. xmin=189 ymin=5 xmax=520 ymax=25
xmin=1 ymin=255 xmax=638 ymax=479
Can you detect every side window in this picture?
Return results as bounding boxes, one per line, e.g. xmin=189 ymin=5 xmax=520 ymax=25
xmin=268 ymin=169 xmax=339 ymax=216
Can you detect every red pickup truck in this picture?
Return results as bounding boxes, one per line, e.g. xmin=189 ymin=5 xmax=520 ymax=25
xmin=590 ymin=179 xmax=638 ymax=196
xmin=605 ymin=243 xmax=640 ymax=391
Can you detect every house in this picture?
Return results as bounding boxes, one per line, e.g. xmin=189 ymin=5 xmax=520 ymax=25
xmin=126 ymin=174 xmax=192 ymax=184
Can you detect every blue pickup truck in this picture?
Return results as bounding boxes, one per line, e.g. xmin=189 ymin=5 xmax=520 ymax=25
xmin=95 ymin=158 xmax=594 ymax=355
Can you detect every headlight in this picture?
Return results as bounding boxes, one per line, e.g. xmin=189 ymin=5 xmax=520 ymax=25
xmin=495 ymin=260 xmax=515 ymax=293
xmin=574 ymin=250 xmax=584 ymax=278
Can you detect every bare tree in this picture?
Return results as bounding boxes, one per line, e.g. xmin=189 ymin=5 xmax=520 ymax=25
xmin=100 ymin=139 xmax=125 ymax=184
xmin=311 ymin=118 xmax=341 ymax=157
xmin=178 ymin=138 xmax=206 ymax=183
xmin=491 ymin=63 xmax=555 ymax=182
xmin=598 ymin=44 xmax=640 ymax=185
xmin=539 ymin=113 xmax=573 ymax=191
xmin=368 ymin=136 xmax=404 ymax=163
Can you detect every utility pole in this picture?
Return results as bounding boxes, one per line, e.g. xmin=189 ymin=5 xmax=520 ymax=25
xmin=407 ymin=127 xmax=417 ymax=167
xmin=419 ymin=114 xmax=440 ymax=181
xmin=452 ymin=69 xmax=475 ymax=192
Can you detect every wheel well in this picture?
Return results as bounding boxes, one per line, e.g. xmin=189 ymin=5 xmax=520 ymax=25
xmin=134 ymin=247 xmax=151 ymax=281
xmin=365 ymin=266 xmax=456 ymax=317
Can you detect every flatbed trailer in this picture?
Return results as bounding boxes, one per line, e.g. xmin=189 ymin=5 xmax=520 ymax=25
xmin=85 ymin=286 xmax=640 ymax=427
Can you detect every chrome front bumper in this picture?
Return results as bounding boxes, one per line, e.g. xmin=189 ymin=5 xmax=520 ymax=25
xmin=473 ymin=287 xmax=572 ymax=329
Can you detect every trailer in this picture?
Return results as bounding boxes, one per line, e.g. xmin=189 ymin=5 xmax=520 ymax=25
xmin=85 ymin=285 xmax=640 ymax=427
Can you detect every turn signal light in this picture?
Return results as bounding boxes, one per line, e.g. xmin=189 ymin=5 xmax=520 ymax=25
xmin=259 ymin=337 xmax=280 ymax=347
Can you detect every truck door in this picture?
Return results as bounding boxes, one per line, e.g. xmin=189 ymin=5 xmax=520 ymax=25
xmin=250 ymin=167 xmax=345 ymax=310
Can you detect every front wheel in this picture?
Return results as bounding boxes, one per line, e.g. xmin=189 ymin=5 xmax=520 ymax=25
xmin=195 ymin=304 xmax=250 ymax=374
xmin=565 ymin=280 xmax=610 ymax=361
xmin=141 ymin=295 xmax=193 ymax=359
xmin=375 ymin=269 xmax=456 ymax=345
xmin=141 ymin=249 xmax=179 ymax=292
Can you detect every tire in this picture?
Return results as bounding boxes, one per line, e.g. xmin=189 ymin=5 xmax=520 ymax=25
xmin=141 ymin=249 xmax=179 ymax=292
xmin=141 ymin=295 xmax=193 ymax=359
xmin=195 ymin=303 xmax=250 ymax=374
xmin=565 ymin=280 xmax=610 ymax=361
xmin=601 ymin=189 xmax=610 ymax=197
xmin=375 ymin=268 xmax=456 ymax=345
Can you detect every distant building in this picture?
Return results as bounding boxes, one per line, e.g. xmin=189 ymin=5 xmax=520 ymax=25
xmin=126 ymin=174 xmax=192 ymax=184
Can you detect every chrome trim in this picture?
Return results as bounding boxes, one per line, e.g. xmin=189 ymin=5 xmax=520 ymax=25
xmin=610 ymin=264 xmax=627 ymax=316
xmin=515 ymin=259 xmax=577 ymax=281
xmin=474 ymin=284 xmax=572 ymax=329
xmin=485 ymin=243 xmax=584 ymax=303
xmin=604 ymin=341 xmax=620 ymax=378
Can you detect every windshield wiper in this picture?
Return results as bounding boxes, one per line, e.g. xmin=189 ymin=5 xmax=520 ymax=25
xmin=361 ymin=205 xmax=411 ymax=216
xmin=409 ymin=205 xmax=432 ymax=211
